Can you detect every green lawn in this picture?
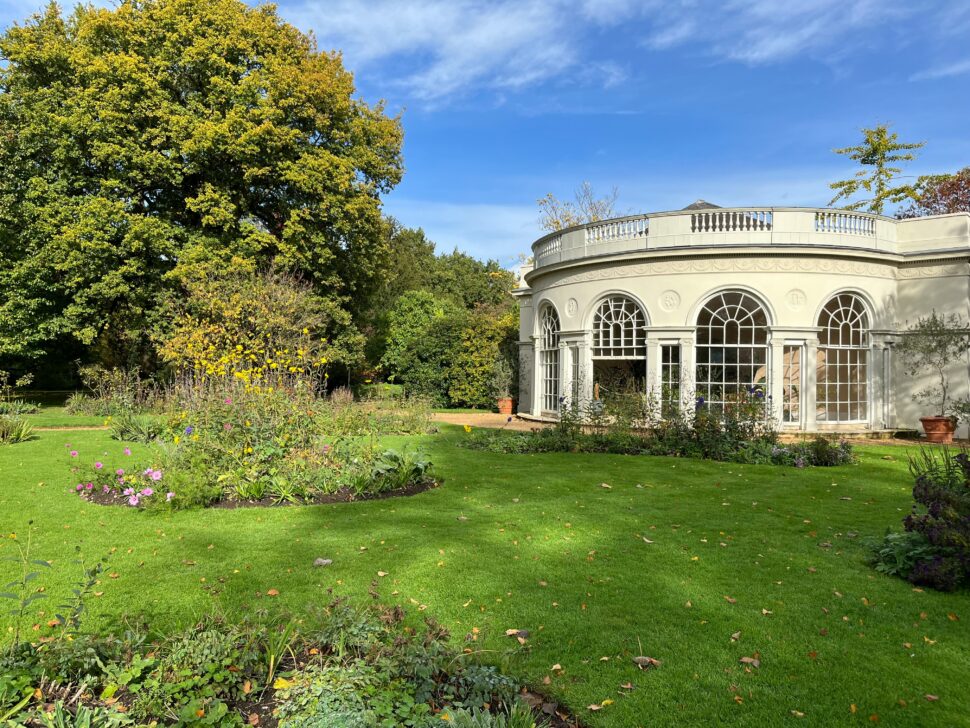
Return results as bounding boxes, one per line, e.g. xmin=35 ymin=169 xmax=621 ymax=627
xmin=1 ymin=426 xmax=968 ymax=727
xmin=23 ymin=404 xmax=108 ymax=428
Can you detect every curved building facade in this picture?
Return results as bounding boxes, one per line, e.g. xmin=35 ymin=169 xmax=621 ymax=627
xmin=514 ymin=204 xmax=970 ymax=433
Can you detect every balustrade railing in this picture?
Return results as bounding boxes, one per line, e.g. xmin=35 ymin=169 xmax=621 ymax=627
xmin=691 ymin=210 xmax=772 ymax=233
xmin=585 ymin=216 xmax=649 ymax=245
xmin=533 ymin=235 xmax=562 ymax=265
xmin=814 ymin=210 xmax=876 ymax=236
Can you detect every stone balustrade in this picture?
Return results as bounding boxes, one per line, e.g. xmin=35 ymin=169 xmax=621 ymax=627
xmin=529 ymin=207 xmax=918 ymax=270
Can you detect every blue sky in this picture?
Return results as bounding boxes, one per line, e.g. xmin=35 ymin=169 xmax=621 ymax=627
xmin=3 ymin=0 xmax=970 ymax=264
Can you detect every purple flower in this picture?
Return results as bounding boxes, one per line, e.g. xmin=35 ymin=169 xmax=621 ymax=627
xmin=507 ymin=416 xmax=513 ymax=423
xmin=70 ymin=450 xmax=78 ymax=458
xmin=123 ymin=487 xmax=135 ymax=496
xmin=85 ymin=482 xmax=93 ymax=491
xmin=224 ymin=397 xmax=232 ymax=405
xmin=184 ymin=425 xmax=194 ymax=435
xmin=150 ymin=470 xmax=162 ymax=481
xmin=140 ymin=488 xmax=153 ymax=497
xmin=75 ymin=483 xmax=83 ymax=491
xmin=94 ymin=462 xmax=103 ymax=470
xmin=116 ymin=468 xmax=124 ymax=476
xmin=103 ymin=485 xmax=110 ymax=493
xmin=124 ymin=448 xmax=131 ymax=456
xmin=166 ymin=492 xmax=175 ymax=502
xmin=128 ymin=495 xmax=139 ymax=507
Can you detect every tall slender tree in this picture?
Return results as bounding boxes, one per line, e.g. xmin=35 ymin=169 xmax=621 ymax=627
xmin=828 ymin=125 xmax=924 ymax=214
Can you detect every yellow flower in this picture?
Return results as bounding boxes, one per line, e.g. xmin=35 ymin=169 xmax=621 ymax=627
xmin=463 ymin=425 xmax=472 ymax=433
xmin=174 ymin=435 xmax=181 ymax=444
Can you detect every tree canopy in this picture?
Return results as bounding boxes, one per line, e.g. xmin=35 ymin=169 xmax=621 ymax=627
xmin=898 ymin=168 xmax=970 ymax=218
xmin=0 ymin=0 xmax=403 ymax=366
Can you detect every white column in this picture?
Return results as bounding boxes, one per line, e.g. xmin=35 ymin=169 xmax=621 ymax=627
xmin=558 ymin=341 xmax=569 ymax=413
xmin=646 ymin=338 xmax=661 ymax=396
xmin=679 ymin=336 xmax=695 ymax=411
xmin=804 ymin=338 xmax=818 ymax=431
xmin=531 ymin=335 xmax=542 ymax=417
xmin=769 ymin=337 xmax=785 ymax=424
xmin=869 ymin=340 xmax=883 ymax=429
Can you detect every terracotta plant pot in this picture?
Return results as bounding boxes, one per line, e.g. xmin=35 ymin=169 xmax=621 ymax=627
xmin=496 ymin=397 xmax=514 ymax=415
xmin=920 ymin=416 xmax=956 ymax=444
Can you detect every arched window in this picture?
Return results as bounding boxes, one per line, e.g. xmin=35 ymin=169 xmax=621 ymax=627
xmin=592 ymin=296 xmax=646 ymax=358
xmin=539 ymin=305 xmax=561 ymax=413
xmin=695 ymin=291 xmax=769 ymax=411
xmin=817 ymin=294 xmax=869 ymax=422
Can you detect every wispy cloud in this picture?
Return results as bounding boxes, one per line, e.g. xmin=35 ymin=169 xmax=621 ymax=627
xmin=282 ymin=0 xmax=961 ymax=104
xmin=910 ymin=57 xmax=970 ymax=81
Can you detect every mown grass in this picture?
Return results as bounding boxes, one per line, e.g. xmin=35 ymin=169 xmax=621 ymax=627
xmin=0 ymin=426 xmax=968 ymax=727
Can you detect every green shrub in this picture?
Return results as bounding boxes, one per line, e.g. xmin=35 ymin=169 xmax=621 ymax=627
xmin=442 ymin=704 xmax=543 ymax=728
xmin=0 ymin=398 xmax=38 ymax=415
xmin=109 ymin=412 xmax=164 ymax=443
xmin=0 ymin=415 xmax=34 ymax=444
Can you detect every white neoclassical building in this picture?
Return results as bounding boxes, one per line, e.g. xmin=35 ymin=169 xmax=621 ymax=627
xmin=514 ymin=202 xmax=970 ymax=434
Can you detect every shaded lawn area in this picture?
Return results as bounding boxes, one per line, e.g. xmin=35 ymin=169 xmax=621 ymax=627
xmin=0 ymin=426 xmax=968 ymax=727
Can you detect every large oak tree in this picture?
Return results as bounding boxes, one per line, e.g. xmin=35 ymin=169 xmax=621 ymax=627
xmin=0 ymin=0 xmax=402 ymax=367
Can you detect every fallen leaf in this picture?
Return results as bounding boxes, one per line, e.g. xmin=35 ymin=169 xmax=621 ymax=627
xmin=266 ymin=589 xmax=280 ymax=597
xmin=620 ymin=682 xmax=633 ymax=690
xmin=724 ymin=595 xmax=737 ymax=604
xmin=248 ymin=714 xmax=259 ymax=726
xmin=947 ymin=613 xmax=959 ymax=622
xmin=730 ymin=631 xmax=741 ymax=642
xmin=791 ymin=710 xmax=805 ymax=718
xmin=632 ymin=656 xmax=661 ymax=670
xmin=377 ymin=571 xmax=388 ymax=577
xmin=924 ymin=694 xmax=939 ymax=702
xmin=599 ymin=483 xmax=612 ymax=489
xmin=739 ymin=655 xmax=761 ymax=668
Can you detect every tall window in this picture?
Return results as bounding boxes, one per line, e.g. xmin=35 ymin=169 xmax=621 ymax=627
xmin=592 ymin=296 xmax=646 ymax=358
xmin=591 ymin=296 xmax=647 ymax=399
xmin=539 ymin=305 xmax=561 ymax=413
xmin=660 ymin=344 xmax=681 ymax=417
xmin=695 ymin=291 xmax=769 ymax=411
xmin=782 ymin=344 xmax=802 ymax=424
xmin=817 ymin=294 xmax=869 ymax=422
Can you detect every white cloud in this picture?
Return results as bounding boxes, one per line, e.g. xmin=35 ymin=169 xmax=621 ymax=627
xmin=289 ymin=0 xmax=577 ymax=101
xmin=282 ymin=0 xmax=940 ymax=104
xmin=910 ymin=57 xmax=970 ymax=81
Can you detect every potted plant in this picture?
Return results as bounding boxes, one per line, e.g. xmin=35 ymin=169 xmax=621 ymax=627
xmin=896 ymin=311 xmax=970 ymax=443
xmin=492 ymin=355 xmax=514 ymax=415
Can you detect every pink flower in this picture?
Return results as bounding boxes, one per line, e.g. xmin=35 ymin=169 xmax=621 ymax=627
xmin=75 ymin=484 xmax=83 ymax=491
xmin=124 ymin=448 xmax=131 ymax=456
xmin=140 ymin=488 xmax=153 ymax=497
xmin=116 ymin=469 xmax=124 ymax=476
xmin=150 ymin=470 xmax=162 ymax=481
xmin=166 ymin=492 xmax=175 ymax=502
xmin=123 ymin=487 xmax=134 ymax=496
xmin=128 ymin=495 xmax=139 ymax=507
xmin=94 ymin=462 xmax=103 ymax=470
xmin=224 ymin=397 xmax=232 ymax=405
xmin=70 ymin=451 xmax=78 ymax=458
xmin=85 ymin=482 xmax=93 ymax=491
xmin=103 ymin=485 xmax=110 ymax=493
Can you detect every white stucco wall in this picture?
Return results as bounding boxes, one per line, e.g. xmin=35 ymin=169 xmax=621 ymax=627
xmin=515 ymin=208 xmax=970 ymax=434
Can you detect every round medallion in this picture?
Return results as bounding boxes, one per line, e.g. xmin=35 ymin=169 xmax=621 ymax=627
xmin=565 ymin=298 xmax=578 ymax=317
xmin=659 ymin=290 xmax=681 ymax=312
xmin=785 ymin=288 xmax=807 ymax=312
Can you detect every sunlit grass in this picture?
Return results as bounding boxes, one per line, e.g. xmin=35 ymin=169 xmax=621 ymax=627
xmin=0 ymin=427 xmax=967 ymax=726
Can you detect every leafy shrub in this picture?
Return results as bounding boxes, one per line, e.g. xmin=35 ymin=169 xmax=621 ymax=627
xmin=0 ymin=415 xmax=34 ymax=444
xmin=895 ymin=447 xmax=970 ymax=590
xmin=366 ymin=449 xmax=433 ymax=495
xmin=462 ymin=412 xmax=852 ymax=469
xmin=65 ymin=365 xmax=160 ymax=416
xmin=870 ymin=531 xmax=942 ymax=578
xmin=109 ymin=412 xmax=164 ymax=443
xmin=442 ymin=704 xmax=543 ymax=728
xmin=0 ymin=398 xmax=38 ymax=415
